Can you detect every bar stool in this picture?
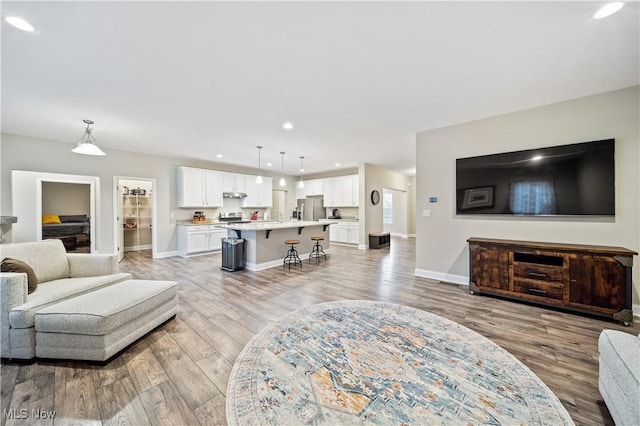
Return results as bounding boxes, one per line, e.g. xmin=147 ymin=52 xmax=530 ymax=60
xmin=309 ymin=236 xmax=327 ymax=263
xmin=283 ymin=239 xmax=302 ymax=269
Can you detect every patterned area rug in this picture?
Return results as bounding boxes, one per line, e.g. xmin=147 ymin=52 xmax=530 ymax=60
xmin=227 ymin=300 xmax=574 ymax=425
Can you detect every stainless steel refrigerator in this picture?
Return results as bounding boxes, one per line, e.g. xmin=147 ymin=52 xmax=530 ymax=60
xmin=297 ymin=196 xmax=326 ymax=221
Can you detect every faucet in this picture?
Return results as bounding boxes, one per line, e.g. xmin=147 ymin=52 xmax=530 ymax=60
xmin=278 ymin=210 xmax=283 ymax=222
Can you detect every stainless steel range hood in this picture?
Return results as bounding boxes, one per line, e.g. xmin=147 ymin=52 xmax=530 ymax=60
xmin=223 ymin=191 xmax=247 ymax=198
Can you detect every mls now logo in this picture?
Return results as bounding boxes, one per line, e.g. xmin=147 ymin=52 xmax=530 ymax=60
xmin=3 ymin=409 xmax=56 ymax=419
xmin=3 ymin=409 xmax=27 ymax=419
xmin=31 ymin=409 xmax=56 ymax=419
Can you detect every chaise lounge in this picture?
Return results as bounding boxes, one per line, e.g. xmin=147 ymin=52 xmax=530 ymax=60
xmin=1 ymin=239 xmax=177 ymax=361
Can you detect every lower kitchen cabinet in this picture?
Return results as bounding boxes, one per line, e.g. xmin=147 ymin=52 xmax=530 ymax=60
xmin=331 ymin=221 xmax=359 ymax=246
xmin=178 ymin=225 xmax=227 ymax=256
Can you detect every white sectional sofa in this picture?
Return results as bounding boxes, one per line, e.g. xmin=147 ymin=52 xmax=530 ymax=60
xmin=1 ymin=239 xmax=131 ymax=359
xmin=599 ymin=329 xmax=640 ymax=426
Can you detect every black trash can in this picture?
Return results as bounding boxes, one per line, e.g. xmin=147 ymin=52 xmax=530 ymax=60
xmin=221 ymin=237 xmax=245 ymax=271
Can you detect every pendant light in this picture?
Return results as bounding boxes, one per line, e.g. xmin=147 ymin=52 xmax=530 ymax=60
xmin=72 ymin=119 xmax=106 ymax=156
xmin=279 ymin=151 xmax=286 ymax=186
xmin=298 ymin=156 xmax=305 ymax=188
xmin=256 ymin=146 xmax=263 ymax=184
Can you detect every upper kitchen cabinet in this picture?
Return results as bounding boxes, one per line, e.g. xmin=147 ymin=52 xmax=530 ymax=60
xmin=323 ymin=175 xmax=359 ymax=207
xmin=223 ymin=173 xmax=246 ymax=194
xmin=243 ymin=177 xmax=273 ymax=207
xmin=177 ymin=167 xmax=224 ymax=207
xmin=295 ymin=178 xmax=323 ymax=199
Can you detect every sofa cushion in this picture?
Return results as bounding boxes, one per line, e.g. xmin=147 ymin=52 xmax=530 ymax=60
xmin=0 ymin=240 xmax=69 ymax=283
xmin=1 ymin=257 xmax=38 ymax=294
xmin=8 ymin=273 xmax=132 ymax=329
xmin=35 ymin=279 xmax=178 ymax=335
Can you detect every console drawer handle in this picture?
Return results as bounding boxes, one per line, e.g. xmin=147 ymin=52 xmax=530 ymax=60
xmin=528 ymin=272 xmax=547 ymax=279
xmin=529 ymin=288 xmax=547 ymax=294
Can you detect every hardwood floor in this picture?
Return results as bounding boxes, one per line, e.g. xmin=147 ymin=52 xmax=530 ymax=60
xmin=2 ymin=237 xmax=638 ymax=425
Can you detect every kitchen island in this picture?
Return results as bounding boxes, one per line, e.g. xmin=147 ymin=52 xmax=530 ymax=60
xmin=223 ymin=220 xmax=335 ymax=271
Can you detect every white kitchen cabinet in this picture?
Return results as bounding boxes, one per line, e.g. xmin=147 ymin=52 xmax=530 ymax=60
xmin=331 ymin=221 xmax=359 ymax=245
xmin=177 ymin=167 xmax=223 ymax=207
xmin=178 ymin=225 xmax=210 ymax=255
xmin=329 ymin=224 xmax=338 ymax=242
xmin=336 ymin=224 xmax=349 ymax=243
xmin=340 ymin=175 xmax=359 ymax=207
xmin=348 ymin=222 xmax=360 ymax=245
xmin=208 ymin=228 xmax=227 ymax=251
xmin=323 ymin=177 xmax=340 ymax=206
xmin=306 ymin=179 xmax=323 ymax=196
xmin=178 ymin=225 xmax=227 ymax=256
xmin=323 ymin=175 xmax=358 ymax=207
xmin=243 ymin=177 xmax=273 ymax=207
xmin=223 ymin=173 xmax=246 ymax=193
xmin=295 ymin=178 xmax=323 ymax=199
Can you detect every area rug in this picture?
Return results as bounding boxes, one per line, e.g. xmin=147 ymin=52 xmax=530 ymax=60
xmin=226 ymin=300 xmax=574 ymax=425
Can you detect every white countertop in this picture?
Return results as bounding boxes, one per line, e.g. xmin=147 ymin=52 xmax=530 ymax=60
xmin=222 ymin=220 xmax=336 ymax=231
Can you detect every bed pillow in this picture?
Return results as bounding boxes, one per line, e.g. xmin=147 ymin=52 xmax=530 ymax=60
xmin=59 ymin=215 xmax=88 ymax=223
xmin=1 ymin=257 xmax=38 ymax=294
xmin=42 ymin=214 xmax=61 ymax=224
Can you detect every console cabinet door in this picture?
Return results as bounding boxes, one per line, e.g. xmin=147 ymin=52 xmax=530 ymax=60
xmin=569 ymin=255 xmax=627 ymax=311
xmin=471 ymin=247 xmax=510 ymax=291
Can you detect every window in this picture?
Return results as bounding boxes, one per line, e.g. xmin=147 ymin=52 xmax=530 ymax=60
xmin=383 ymin=192 xmax=393 ymax=224
xmin=509 ymin=180 xmax=557 ymax=215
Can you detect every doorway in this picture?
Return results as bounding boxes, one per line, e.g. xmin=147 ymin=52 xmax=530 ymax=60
xmin=11 ymin=170 xmax=99 ymax=252
xmin=114 ymin=177 xmax=156 ymax=261
xmin=41 ymin=182 xmax=92 ymax=253
xmin=272 ymin=189 xmax=287 ymax=221
xmin=382 ymin=188 xmax=408 ymax=238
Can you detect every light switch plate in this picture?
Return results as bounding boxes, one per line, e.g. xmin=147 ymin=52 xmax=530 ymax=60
xmin=423 ymin=210 xmax=431 ymax=217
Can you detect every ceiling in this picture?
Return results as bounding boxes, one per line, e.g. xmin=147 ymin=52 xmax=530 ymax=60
xmin=2 ymin=1 xmax=638 ymax=177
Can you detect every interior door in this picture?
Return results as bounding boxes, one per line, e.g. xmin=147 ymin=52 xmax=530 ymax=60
xmin=117 ymin=182 xmax=125 ymax=262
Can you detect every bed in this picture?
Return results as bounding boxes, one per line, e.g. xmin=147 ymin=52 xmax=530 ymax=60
xmin=42 ymin=214 xmax=90 ymax=251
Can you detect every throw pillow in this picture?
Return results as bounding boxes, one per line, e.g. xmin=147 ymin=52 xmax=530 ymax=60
xmin=42 ymin=214 xmax=61 ymax=224
xmin=58 ymin=215 xmax=88 ymax=223
xmin=1 ymin=257 xmax=38 ymax=294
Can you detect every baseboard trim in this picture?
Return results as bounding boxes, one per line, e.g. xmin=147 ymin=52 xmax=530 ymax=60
xmin=124 ymin=244 xmax=152 ymax=252
xmin=154 ymin=250 xmax=179 ymax=259
xmin=414 ymin=269 xmax=468 ymax=286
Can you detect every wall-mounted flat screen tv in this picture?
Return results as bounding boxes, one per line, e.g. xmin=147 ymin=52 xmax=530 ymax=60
xmin=456 ymin=139 xmax=615 ymax=216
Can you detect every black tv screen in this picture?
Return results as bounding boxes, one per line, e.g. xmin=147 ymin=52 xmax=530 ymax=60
xmin=456 ymin=139 xmax=615 ymax=216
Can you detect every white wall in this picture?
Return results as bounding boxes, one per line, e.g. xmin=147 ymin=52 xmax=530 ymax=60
xmin=415 ymin=86 xmax=640 ymax=306
xmin=42 ymin=182 xmax=90 ymax=216
xmin=0 ymin=133 xmax=288 ymax=257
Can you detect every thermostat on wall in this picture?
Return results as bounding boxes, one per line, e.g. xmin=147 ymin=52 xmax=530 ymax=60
xmin=429 ymin=197 xmax=438 ymax=203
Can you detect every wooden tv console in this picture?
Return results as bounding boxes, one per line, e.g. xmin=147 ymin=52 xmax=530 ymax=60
xmin=467 ymin=238 xmax=637 ymax=324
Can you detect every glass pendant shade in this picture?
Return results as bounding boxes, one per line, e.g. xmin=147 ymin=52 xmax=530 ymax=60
xmin=72 ymin=119 xmax=106 ymax=156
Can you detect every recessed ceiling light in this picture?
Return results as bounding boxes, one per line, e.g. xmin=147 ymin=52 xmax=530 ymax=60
xmin=282 ymin=122 xmax=294 ymax=130
xmin=216 ymin=154 xmax=223 ymax=158
xmin=594 ymin=2 xmax=624 ymax=19
xmin=335 ymin=163 xmax=341 ymax=167
xmin=266 ymin=162 xmax=272 ymax=167
xmin=6 ymin=16 xmax=34 ymax=32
